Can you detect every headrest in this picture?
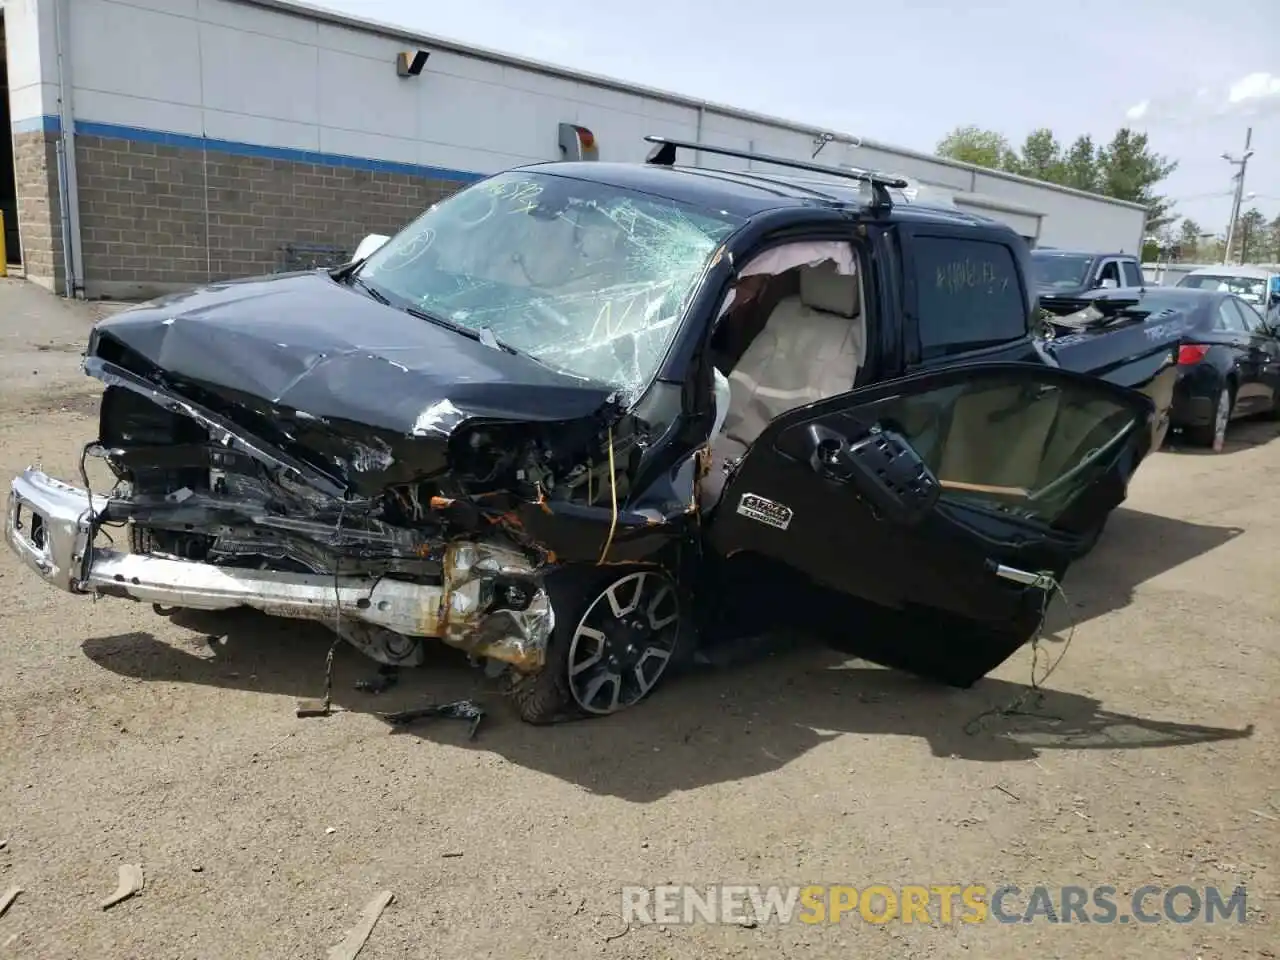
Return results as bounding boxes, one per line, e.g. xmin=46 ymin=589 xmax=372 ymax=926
xmin=799 ymin=261 xmax=859 ymax=317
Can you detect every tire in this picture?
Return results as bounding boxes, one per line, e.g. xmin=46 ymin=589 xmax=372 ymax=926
xmin=1186 ymin=382 xmax=1233 ymax=450
xmin=510 ymin=565 xmax=684 ymax=724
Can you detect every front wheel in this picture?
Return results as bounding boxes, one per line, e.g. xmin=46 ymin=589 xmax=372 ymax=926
xmin=1186 ymin=383 xmax=1233 ymax=451
xmin=511 ymin=567 xmax=683 ymax=724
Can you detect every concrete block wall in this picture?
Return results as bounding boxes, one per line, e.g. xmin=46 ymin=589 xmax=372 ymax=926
xmin=11 ymin=128 xmax=62 ymax=288
xmin=74 ymin=129 xmax=465 ymax=295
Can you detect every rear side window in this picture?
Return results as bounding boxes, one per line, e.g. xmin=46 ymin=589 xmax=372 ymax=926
xmin=913 ymin=237 xmax=1027 ymax=358
xmin=1121 ymin=260 xmax=1143 ymax=286
xmin=1214 ymin=299 xmax=1249 ymax=333
xmin=1229 ymin=297 xmax=1261 ymax=331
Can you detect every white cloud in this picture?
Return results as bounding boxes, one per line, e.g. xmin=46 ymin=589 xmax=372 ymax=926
xmin=1227 ymin=71 xmax=1280 ymax=108
xmin=1126 ymin=71 xmax=1280 ymax=126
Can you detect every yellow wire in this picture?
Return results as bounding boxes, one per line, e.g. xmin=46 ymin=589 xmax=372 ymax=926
xmin=598 ymin=424 xmax=618 ymax=565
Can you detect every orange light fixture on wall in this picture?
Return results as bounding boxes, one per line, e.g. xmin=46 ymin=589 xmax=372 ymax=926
xmin=558 ymin=123 xmax=599 ymax=161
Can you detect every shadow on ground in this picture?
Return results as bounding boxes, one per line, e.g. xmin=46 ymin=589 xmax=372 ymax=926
xmin=77 ymin=499 xmax=1249 ymax=798
xmin=1047 ymin=504 xmax=1244 ymax=632
xmin=79 ymin=503 xmax=1251 ymax=801
xmin=1162 ymin=417 xmax=1280 ymax=456
xmin=81 ymin=622 xmax=1254 ymax=802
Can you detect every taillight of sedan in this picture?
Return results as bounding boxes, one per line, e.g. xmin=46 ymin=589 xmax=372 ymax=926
xmin=1177 ymin=344 xmax=1210 ymax=365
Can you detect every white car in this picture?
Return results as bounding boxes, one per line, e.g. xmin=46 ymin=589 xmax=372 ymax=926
xmin=1176 ymin=265 xmax=1280 ymax=323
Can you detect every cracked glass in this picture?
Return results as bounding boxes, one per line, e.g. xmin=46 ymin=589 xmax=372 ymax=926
xmin=358 ymin=171 xmax=742 ymax=401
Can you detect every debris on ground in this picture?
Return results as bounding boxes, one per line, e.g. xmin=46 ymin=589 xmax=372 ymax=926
xmin=598 ymin=916 xmax=631 ymax=943
xmin=100 ymin=864 xmax=144 ymax=910
xmin=0 ymin=886 xmax=20 ymax=919
xmin=296 ymin=698 xmax=336 ymax=718
xmin=379 ymin=700 xmax=486 ymax=740
xmin=354 ymin=665 xmax=400 ymax=694
xmin=327 ymin=890 xmax=394 ymax=960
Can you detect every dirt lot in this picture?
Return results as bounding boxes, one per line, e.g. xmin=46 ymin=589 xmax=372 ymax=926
xmin=0 ymin=277 xmax=1275 ymax=959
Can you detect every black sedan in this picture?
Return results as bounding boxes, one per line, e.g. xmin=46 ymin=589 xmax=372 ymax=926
xmin=1085 ymin=287 xmax=1280 ymax=449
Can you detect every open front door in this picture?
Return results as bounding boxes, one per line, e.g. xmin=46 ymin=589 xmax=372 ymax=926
xmin=702 ymin=361 xmax=1154 ymax=686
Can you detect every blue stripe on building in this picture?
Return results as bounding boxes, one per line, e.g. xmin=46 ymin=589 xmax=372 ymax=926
xmin=11 ymin=115 xmax=482 ymax=183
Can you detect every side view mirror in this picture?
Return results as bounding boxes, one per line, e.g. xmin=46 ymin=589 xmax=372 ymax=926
xmin=352 ymin=234 xmax=391 ymax=263
xmin=1097 ymin=277 xmax=1119 ymax=290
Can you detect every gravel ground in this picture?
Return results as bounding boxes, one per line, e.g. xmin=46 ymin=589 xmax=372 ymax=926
xmin=0 ymin=277 xmax=1275 ymax=959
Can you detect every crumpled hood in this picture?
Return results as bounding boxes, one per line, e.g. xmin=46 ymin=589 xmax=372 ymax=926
xmin=90 ymin=271 xmax=618 ymax=438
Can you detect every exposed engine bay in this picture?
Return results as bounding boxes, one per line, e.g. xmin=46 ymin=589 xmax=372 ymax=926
xmin=8 ymin=301 xmax=693 ymax=698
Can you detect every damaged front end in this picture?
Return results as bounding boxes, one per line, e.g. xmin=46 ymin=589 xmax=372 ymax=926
xmin=5 ymin=305 xmax=686 ymax=687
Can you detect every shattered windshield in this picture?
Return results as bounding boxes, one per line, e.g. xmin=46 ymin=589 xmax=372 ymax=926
xmin=356 ymin=171 xmax=742 ymax=399
xmin=1031 ymin=254 xmax=1093 ymax=290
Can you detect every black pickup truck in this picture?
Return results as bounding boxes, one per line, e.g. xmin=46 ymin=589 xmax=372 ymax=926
xmin=1031 ymin=248 xmax=1146 ymax=313
xmin=4 ymin=137 xmax=1179 ymax=724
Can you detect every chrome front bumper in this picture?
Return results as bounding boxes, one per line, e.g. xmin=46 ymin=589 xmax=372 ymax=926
xmin=5 ymin=468 xmax=552 ymax=670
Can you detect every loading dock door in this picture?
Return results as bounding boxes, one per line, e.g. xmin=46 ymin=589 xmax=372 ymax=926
xmin=0 ymin=13 xmax=21 ymax=266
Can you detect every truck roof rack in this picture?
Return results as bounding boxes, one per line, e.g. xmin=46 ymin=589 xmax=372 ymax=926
xmin=643 ymin=135 xmax=908 ymax=209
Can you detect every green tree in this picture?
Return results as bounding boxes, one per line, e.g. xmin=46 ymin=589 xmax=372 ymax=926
xmin=1008 ymin=128 xmax=1064 ymax=181
xmin=1177 ymin=218 xmax=1205 ymax=261
xmin=1233 ymin=207 xmax=1267 ymax=263
xmin=935 ymin=126 xmax=1015 ymax=169
xmin=1059 ymin=136 xmax=1099 ymax=192
xmin=1265 ymin=214 xmax=1280 ymax=263
xmin=1096 ymin=129 xmax=1179 ymax=231
xmin=935 ymin=125 xmax=1178 ymax=231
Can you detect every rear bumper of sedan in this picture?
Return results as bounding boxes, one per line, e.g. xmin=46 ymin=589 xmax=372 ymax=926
xmin=1169 ymin=364 xmax=1219 ymax=428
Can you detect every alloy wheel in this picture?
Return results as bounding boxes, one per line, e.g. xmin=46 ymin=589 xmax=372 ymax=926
xmin=567 ymin=571 xmax=681 ymax=715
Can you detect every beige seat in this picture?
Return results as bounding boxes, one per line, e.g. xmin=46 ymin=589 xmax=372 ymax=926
xmin=935 ymin=385 xmax=1060 ymax=496
xmin=719 ymin=261 xmax=864 ymax=459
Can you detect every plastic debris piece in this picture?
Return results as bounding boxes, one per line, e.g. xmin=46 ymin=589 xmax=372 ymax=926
xmin=380 ymin=699 xmax=485 ymax=740
xmin=327 ymin=890 xmax=394 ymax=960
xmin=101 ymin=864 xmax=144 ymax=910
xmin=0 ymin=887 xmax=20 ymax=919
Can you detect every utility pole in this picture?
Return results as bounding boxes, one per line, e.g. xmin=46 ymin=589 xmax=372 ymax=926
xmin=1222 ymin=127 xmax=1254 ymax=265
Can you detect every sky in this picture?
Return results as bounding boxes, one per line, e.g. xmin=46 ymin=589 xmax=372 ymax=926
xmin=319 ymin=0 xmax=1280 ymax=233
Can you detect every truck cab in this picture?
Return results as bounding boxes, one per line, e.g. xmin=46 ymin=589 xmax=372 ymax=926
xmin=1031 ymin=248 xmax=1145 ymax=308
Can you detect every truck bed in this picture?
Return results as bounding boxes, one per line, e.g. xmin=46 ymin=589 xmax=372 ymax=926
xmin=1037 ymin=295 xmax=1186 ymax=448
